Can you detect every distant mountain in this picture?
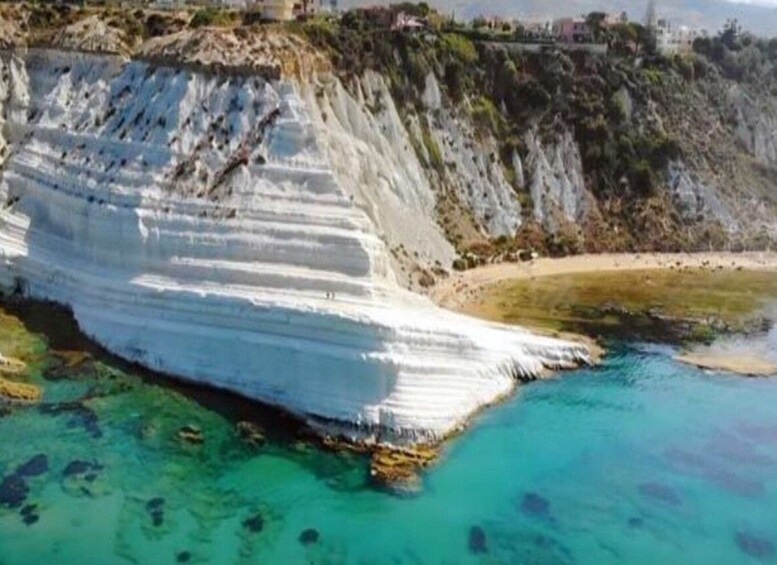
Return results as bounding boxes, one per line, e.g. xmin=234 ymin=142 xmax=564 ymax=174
xmin=341 ymin=0 xmax=777 ymax=37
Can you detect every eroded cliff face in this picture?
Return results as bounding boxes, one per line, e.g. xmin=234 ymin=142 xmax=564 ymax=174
xmin=0 ymin=48 xmax=589 ymax=445
xmin=336 ymin=64 xmax=777 ymax=258
xmin=732 ymin=85 xmax=777 ymax=168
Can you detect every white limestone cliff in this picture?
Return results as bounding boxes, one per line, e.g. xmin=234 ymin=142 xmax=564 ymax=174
xmin=524 ymin=128 xmax=592 ymax=232
xmin=0 ymin=50 xmax=590 ymax=445
xmin=421 ymin=73 xmax=523 ymax=237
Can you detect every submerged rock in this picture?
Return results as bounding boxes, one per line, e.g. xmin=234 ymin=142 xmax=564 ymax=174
xmin=0 ymin=473 xmax=28 ymax=508
xmin=146 ymin=497 xmax=165 ymax=511
xmin=145 ymin=497 xmax=165 ymax=527
xmin=150 ymin=511 xmax=164 ymax=528
xmin=242 ymin=513 xmax=264 ymax=534
xmin=177 ymin=425 xmax=204 ymax=445
xmin=20 ymin=502 xmax=40 ymax=525
xmin=15 ymin=454 xmax=48 ymax=478
xmin=628 ymin=517 xmax=644 ymax=528
xmin=521 ymin=492 xmax=551 ymax=519
xmin=20 ymin=503 xmax=36 ymax=516
xmin=236 ymin=421 xmax=266 ymax=447
xmin=735 ymin=532 xmax=775 ymax=559
xmin=0 ymin=356 xmax=38 ymax=403
xmin=638 ymin=482 xmax=681 ymax=506
xmin=369 ymin=446 xmax=437 ymax=493
xmin=0 ymin=376 xmax=41 ymax=403
xmin=176 ymin=550 xmax=191 ymax=563
xmin=63 ymin=460 xmax=103 ymax=478
xmin=39 ymin=401 xmax=102 ymax=439
xmin=298 ymin=528 xmax=320 ymax=546
xmin=468 ymin=526 xmax=487 ymax=554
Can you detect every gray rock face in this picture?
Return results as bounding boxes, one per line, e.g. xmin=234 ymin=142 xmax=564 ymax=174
xmin=668 ymin=161 xmax=739 ymax=232
xmin=427 ymin=108 xmax=522 ymax=237
xmin=731 ymin=86 xmax=777 ymax=167
xmin=523 ymin=128 xmax=592 ymax=232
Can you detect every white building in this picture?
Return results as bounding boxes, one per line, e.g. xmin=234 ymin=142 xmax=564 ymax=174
xmin=152 ymin=0 xmax=185 ymax=10
xmin=653 ymin=19 xmax=704 ymax=54
xmin=249 ymin=0 xmax=322 ymax=22
xmin=645 ymin=1 xmax=705 ymax=55
xmin=250 ymin=0 xmax=295 ymax=21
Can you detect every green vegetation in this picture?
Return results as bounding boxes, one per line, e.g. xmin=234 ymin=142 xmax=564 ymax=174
xmin=294 ymin=4 xmax=777 ymax=255
xmin=470 ymin=96 xmax=502 ymax=135
xmin=468 ymin=269 xmax=777 ymax=343
xmin=420 ymin=122 xmax=444 ymax=172
xmin=693 ymin=19 xmax=777 ymax=82
xmin=189 ymin=7 xmax=239 ymax=29
xmin=439 ymin=32 xmax=478 ymax=64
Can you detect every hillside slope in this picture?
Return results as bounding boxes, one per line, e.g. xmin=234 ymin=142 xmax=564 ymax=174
xmin=301 ymin=12 xmax=777 ymax=263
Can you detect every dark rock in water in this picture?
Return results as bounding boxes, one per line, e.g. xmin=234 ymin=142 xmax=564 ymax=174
xmin=521 ymin=492 xmax=551 ymax=518
xmin=237 ymin=421 xmax=266 ymax=447
xmin=64 ymin=461 xmax=90 ymax=477
xmin=177 ymin=425 xmax=204 ymax=445
xmin=638 ymin=482 xmax=681 ymax=506
xmin=151 ymin=509 xmax=164 ymax=528
xmin=84 ymin=473 xmax=97 ymax=483
xmin=145 ymin=497 xmax=165 ymax=527
xmin=22 ymin=512 xmax=39 ymax=526
xmin=40 ymin=402 xmax=102 ymax=439
xmin=735 ymin=532 xmax=775 ymax=559
xmin=298 ymin=528 xmax=320 ymax=546
xmin=20 ymin=504 xmax=37 ymax=517
xmin=709 ymin=470 xmax=764 ymax=498
xmin=532 ymin=534 xmax=575 ymax=561
xmin=63 ymin=460 xmax=102 ymax=478
xmin=664 ymin=447 xmax=764 ymax=497
xmin=16 ymin=454 xmax=48 ymax=478
xmin=664 ymin=447 xmax=711 ymax=471
xmin=628 ymin=517 xmax=644 ymax=528
xmin=468 ymin=526 xmax=487 ymax=554
xmin=76 ymin=409 xmax=102 ymax=439
xmin=705 ymin=431 xmax=774 ymax=466
xmin=242 ymin=513 xmax=264 ymax=533
xmin=176 ymin=551 xmax=192 ymax=563
xmin=0 ymin=473 xmax=29 ymax=508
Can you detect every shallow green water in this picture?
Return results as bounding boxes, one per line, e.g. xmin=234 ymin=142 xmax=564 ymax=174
xmin=1 ymin=310 xmax=777 ymax=564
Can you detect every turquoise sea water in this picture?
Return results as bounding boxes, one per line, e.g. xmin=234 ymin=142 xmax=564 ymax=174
xmin=1 ymin=314 xmax=777 ymax=564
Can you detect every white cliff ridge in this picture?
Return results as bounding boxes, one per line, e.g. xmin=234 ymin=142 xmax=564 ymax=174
xmin=0 ymin=50 xmax=589 ymax=444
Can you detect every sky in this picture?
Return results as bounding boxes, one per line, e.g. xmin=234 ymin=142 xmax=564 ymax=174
xmin=342 ymin=0 xmax=777 ymax=36
xmin=726 ymin=0 xmax=777 ymax=6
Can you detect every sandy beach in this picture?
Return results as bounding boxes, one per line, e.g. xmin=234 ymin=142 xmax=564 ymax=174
xmin=430 ymin=252 xmax=777 ymax=311
xmin=676 ymin=350 xmax=777 ymax=377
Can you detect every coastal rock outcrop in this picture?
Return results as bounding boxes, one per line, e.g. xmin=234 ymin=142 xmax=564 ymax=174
xmin=0 ymin=49 xmax=589 ymax=445
xmin=524 ymin=128 xmax=592 ymax=232
xmin=731 ymin=85 xmax=777 ymax=167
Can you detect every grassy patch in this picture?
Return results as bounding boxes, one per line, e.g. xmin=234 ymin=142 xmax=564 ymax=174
xmin=421 ymin=125 xmax=444 ymax=173
xmin=467 ymin=269 xmax=777 ymax=342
